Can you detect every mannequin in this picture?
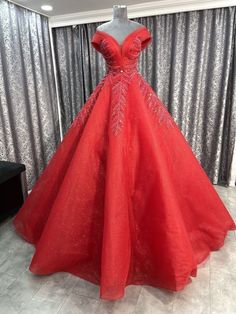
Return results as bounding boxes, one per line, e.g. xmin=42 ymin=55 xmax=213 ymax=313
xmin=97 ymin=5 xmax=144 ymax=44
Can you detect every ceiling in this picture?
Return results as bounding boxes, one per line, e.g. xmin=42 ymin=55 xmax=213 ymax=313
xmin=11 ymin=0 xmax=158 ymax=16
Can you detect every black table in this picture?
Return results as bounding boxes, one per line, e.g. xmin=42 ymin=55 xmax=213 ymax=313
xmin=0 ymin=161 xmax=28 ymax=222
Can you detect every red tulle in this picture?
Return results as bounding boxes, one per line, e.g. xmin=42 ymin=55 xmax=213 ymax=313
xmin=13 ymin=25 xmax=236 ymax=300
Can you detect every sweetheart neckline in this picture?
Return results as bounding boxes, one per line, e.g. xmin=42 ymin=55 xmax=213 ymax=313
xmin=95 ymin=25 xmax=147 ymax=48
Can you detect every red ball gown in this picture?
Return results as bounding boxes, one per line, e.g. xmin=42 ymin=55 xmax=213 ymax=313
xmin=13 ymin=25 xmax=236 ymax=300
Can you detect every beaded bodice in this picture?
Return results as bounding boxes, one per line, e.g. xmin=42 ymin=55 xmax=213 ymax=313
xmin=86 ymin=26 xmax=174 ymax=135
xmin=91 ymin=26 xmax=151 ymax=76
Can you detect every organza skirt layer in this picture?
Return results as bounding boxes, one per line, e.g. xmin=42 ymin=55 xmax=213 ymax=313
xmin=13 ymin=76 xmax=236 ymax=300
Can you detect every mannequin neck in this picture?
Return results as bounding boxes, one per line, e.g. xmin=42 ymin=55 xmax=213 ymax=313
xmin=112 ymin=5 xmax=128 ymax=21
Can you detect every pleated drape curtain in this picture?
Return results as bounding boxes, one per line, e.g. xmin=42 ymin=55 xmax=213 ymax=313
xmin=53 ymin=6 xmax=236 ymax=186
xmin=0 ymin=0 xmax=60 ymax=189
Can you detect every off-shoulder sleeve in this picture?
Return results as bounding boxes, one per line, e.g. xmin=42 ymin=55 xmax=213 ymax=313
xmin=91 ymin=32 xmax=102 ymax=52
xmin=140 ymin=27 xmax=152 ymax=50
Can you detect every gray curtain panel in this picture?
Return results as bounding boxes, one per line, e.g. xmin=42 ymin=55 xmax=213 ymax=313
xmin=0 ymin=0 xmax=60 ymax=189
xmin=53 ymin=23 xmax=104 ymax=134
xmin=53 ymin=6 xmax=236 ymax=185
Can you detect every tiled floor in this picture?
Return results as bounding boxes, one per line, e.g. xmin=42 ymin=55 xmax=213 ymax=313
xmin=0 ymin=185 xmax=235 ymax=314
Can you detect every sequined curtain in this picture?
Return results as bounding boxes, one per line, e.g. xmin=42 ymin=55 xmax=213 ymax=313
xmin=0 ymin=0 xmax=60 ymax=189
xmin=52 ymin=6 xmax=236 ymax=185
